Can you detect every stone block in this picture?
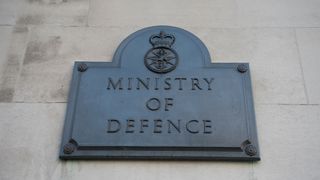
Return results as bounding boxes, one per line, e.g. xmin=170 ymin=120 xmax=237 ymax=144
xmin=237 ymin=0 xmax=320 ymax=27
xmin=0 ymin=0 xmax=17 ymax=25
xmin=296 ymin=28 xmax=320 ymax=104
xmin=253 ymin=104 xmax=320 ymax=180
xmin=0 ymin=103 xmax=66 ymax=180
xmin=88 ymin=0 xmax=240 ymax=28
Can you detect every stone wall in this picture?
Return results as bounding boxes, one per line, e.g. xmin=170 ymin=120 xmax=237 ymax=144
xmin=0 ymin=0 xmax=319 ymax=179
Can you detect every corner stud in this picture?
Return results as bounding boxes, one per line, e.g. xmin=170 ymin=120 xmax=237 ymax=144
xmin=237 ymin=64 xmax=248 ymax=73
xmin=78 ymin=63 xmax=88 ymax=72
xmin=244 ymin=144 xmax=257 ymax=156
xmin=63 ymin=142 xmax=76 ymax=154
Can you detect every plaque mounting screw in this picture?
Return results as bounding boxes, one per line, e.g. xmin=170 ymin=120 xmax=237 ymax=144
xmin=237 ymin=64 xmax=248 ymax=73
xmin=78 ymin=63 xmax=88 ymax=72
xmin=63 ymin=142 xmax=76 ymax=154
xmin=244 ymin=144 xmax=257 ymax=156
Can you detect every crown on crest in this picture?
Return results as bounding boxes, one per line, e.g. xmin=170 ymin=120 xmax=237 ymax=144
xmin=149 ymin=31 xmax=175 ymax=48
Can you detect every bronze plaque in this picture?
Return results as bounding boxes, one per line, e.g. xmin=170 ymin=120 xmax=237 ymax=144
xmin=60 ymin=26 xmax=260 ymax=161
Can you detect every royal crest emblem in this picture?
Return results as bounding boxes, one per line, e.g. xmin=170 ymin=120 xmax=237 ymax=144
xmin=144 ymin=31 xmax=179 ymax=73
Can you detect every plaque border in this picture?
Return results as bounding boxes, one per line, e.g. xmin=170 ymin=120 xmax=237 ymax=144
xmin=59 ymin=26 xmax=260 ymax=161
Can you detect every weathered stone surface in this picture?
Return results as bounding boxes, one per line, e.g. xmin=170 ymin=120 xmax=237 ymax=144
xmin=254 ymin=105 xmax=320 ymax=180
xmin=15 ymin=0 xmax=90 ymax=26
xmin=296 ymin=28 xmax=320 ymax=104
xmin=12 ymin=26 xmax=137 ymax=102
xmin=0 ymin=0 xmax=90 ymax=26
xmin=0 ymin=26 xmax=29 ymax=102
xmin=0 ymin=27 xmax=12 ymax=80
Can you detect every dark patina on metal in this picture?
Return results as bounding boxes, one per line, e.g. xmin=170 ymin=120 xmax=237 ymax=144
xmin=60 ymin=26 xmax=260 ymax=161
xmin=144 ymin=31 xmax=178 ymax=74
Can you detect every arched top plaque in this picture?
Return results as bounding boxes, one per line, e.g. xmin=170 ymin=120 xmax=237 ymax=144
xmin=60 ymin=26 xmax=260 ymax=161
